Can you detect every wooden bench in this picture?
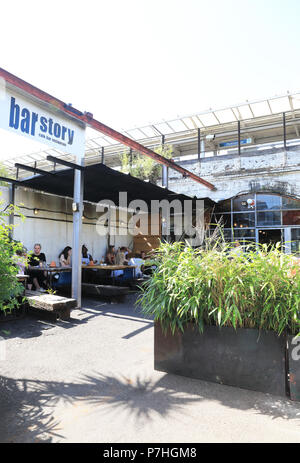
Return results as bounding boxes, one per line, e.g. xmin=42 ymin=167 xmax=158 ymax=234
xmin=25 ymin=290 xmax=77 ymax=320
xmin=81 ymin=283 xmax=129 ymax=301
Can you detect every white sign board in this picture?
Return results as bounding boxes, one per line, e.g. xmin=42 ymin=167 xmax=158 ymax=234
xmin=0 ymin=86 xmax=85 ymax=155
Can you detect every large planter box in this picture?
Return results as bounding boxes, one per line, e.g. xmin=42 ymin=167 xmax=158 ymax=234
xmin=155 ymin=322 xmax=287 ymax=397
xmin=287 ymin=335 xmax=300 ymax=401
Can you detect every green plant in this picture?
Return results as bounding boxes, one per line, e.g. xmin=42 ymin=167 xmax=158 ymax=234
xmin=138 ymin=239 xmax=300 ymax=336
xmin=0 ymin=194 xmax=25 ymax=315
xmin=0 ymin=163 xmax=11 ymax=186
xmin=120 ymin=144 xmax=173 ymax=184
xmin=46 ymin=288 xmax=56 ymax=295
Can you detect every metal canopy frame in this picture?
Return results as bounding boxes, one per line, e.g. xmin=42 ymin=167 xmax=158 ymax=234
xmin=3 ymin=90 xmax=300 ymax=177
xmin=0 ymin=68 xmax=215 ymax=191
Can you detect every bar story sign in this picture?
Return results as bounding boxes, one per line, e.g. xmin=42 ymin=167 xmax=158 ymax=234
xmin=0 ymin=74 xmax=86 ymax=307
xmin=0 ymin=83 xmax=85 ymax=155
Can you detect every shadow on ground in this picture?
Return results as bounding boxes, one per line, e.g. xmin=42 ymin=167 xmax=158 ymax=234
xmin=0 ymin=293 xmax=151 ymax=341
xmin=1 ymin=369 xmax=300 ymax=443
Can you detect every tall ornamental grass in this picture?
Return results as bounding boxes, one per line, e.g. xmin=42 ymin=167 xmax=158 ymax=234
xmin=138 ymin=241 xmax=300 ymax=336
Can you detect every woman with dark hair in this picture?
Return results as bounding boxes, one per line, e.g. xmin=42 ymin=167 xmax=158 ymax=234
xmin=59 ymin=246 xmax=72 ymax=267
xmin=82 ymin=244 xmax=97 ymax=265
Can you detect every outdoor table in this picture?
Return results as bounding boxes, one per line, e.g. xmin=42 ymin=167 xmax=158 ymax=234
xmin=82 ymin=264 xmax=137 ymax=284
xmin=29 ymin=266 xmax=72 ymax=289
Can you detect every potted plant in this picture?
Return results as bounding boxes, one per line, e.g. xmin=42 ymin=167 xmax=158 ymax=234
xmin=138 ymin=240 xmax=300 ymax=399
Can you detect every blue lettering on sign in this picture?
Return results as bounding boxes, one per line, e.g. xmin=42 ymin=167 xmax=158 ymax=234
xmin=8 ymin=97 xmax=75 ymax=145
xmin=219 ymin=138 xmax=252 ymax=148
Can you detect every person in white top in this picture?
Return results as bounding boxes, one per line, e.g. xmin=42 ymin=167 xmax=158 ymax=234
xmin=129 ymin=251 xmax=146 ymax=278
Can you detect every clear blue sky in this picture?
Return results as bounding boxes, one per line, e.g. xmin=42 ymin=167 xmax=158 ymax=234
xmin=1 ymin=0 xmax=300 ymax=158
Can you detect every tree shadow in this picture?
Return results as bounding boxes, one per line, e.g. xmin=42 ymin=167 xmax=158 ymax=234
xmin=0 ymin=372 xmax=200 ymax=443
xmin=0 ymin=376 xmax=62 ymax=443
xmin=2 ymin=369 xmax=300 ymax=443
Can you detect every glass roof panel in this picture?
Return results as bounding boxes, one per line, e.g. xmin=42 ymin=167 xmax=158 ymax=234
xmin=181 ymin=118 xmax=196 ymax=130
xmin=198 ymin=112 xmax=219 ymax=126
xmin=128 ymin=129 xmax=147 ymax=139
xmin=155 ymin=122 xmax=175 ymax=134
xmin=86 ymin=139 xmax=101 ymax=149
xmin=290 ymin=94 xmax=300 ymax=110
xmin=250 ymin=101 xmax=271 ymax=117
xmin=168 ymin=119 xmax=187 ymax=132
xmin=190 ymin=116 xmax=203 ymax=128
xmin=235 ymin=105 xmax=253 ymax=119
xmin=269 ymin=97 xmax=291 ymax=114
xmin=137 ymin=126 xmax=157 ymax=137
xmin=214 ymin=109 xmax=236 ymax=123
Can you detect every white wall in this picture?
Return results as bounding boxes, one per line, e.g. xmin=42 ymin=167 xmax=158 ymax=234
xmin=168 ymin=148 xmax=300 ymax=202
xmin=0 ymin=186 xmax=132 ymax=263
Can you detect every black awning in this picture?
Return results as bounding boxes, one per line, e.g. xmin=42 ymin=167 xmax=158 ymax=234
xmin=18 ymin=163 xmax=215 ymax=207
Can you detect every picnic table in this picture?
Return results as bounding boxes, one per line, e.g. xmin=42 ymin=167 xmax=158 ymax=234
xmin=82 ymin=264 xmax=137 ymax=284
xmin=81 ymin=264 xmax=135 ymax=270
xmin=28 ymin=264 xmax=138 ymax=289
xmin=28 ymin=266 xmax=72 ymax=288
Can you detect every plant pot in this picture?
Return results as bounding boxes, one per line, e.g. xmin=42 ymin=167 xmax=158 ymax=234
xmin=287 ymin=335 xmax=300 ymax=402
xmin=155 ymin=322 xmax=287 ymax=397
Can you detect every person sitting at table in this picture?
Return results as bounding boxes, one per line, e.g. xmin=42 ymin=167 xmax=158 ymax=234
xmin=27 ymin=243 xmax=47 ymax=291
xmin=115 ymin=247 xmax=129 ymax=265
xmin=124 ymin=247 xmax=132 ymax=259
xmin=59 ymin=246 xmax=72 ymax=267
xmin=128 ymin=251 xmax=145 ymax=278
xmin=82 ymin=244 xmax=97 ymax=265
xmin=105 ymin=245 xmax=116 ymax=265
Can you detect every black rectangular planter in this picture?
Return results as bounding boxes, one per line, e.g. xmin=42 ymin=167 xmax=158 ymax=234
xmin=155 ymin=322 xmax=287 ymax=397
xmin=287 ymin=335 xmax=300 ymax=401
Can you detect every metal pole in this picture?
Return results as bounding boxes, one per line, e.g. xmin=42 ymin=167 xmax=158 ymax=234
xmin=161 ymin=135 xmax=168 ymax=188
xmin=283 ymin=112 xmax=287 ymax=150
xmin=162 ymin=166 xmax=168 ymax=188
xmin=72 ymin=153 xmax=84 ymax=308
xmin=101 ymin=147 xmax=104 ymax=164
xmin=238 ymin=120 xmax=241 ymax=156
xmin=8 ymin=184 xmax=15 ymax=238
xmin=197 ymin=128 xmax=201 ymax=162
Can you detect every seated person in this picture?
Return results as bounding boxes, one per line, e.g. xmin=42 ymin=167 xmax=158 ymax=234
xmin=128 ymin=251 xmax=145 ymax=278
xmin=82 ymin=244 xmax=97 ymax=265
xmin=59 ymin=246 xmax=72 ymax=267
xmin=105 ymin=245 xmax=116 ymax=265
xmin=115 ymin=247 xmax=129 ymax=265
xmin=27 ymin=243 xmax=47 ymax=291
xmin=124 ymin=247 xmax=132 ymax=259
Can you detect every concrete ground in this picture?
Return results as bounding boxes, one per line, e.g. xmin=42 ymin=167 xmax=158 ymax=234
xmin=0 ymin=293 xmax=300 ymax=443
